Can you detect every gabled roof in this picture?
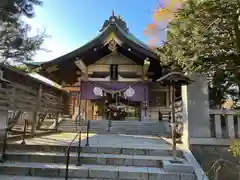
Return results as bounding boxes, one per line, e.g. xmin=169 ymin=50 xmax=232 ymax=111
xmin=156 ymin=71 xmax=193 ymax=85
xmin=0 ymin=64 xmax=64 ymax=90
xmin=24 ymin=61 xmax=43 ymax=67
xmin=25 ymin=12 xmax=159 ymax=67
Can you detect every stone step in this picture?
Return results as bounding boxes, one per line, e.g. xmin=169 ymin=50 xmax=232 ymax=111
xmin=58 ymin=126 xmax=166 ymax=135
xmin=59 ymin=125 xmax=165 ymax=131
xmin=60 ymin=120 xmax=163 ymax=125
xmin=58 ymin=131 xmax=164 ymax=136
xmin=58 ymin=121 xmax=167 ymax=132
xmin=60 ymin=123 xmax=163 ymax=126
xmin=56 ymin=131 xmax=164 ymax=136
xmin=41 ymin=121 xmax=55 ymax=129
xmin=60 ymin=127 xmax=163 ymax=130
xmin=0 ymin=176 xmax=108 ymax=180
xmin=59 ymin=127 xmax=163 ymax=130
xmin=59 ymin=125 xmax=164 ymax=128
xmin=0 ymin=162 xmax=196 ymax=180
xmin=5 ymin=152 xmax=185 ymax=167
xmin=5 ymin=144 xmax=183 ymax=157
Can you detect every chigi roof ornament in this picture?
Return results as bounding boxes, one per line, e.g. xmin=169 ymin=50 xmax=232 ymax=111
xmin=100 ymin=10 xmax=129 ymax=32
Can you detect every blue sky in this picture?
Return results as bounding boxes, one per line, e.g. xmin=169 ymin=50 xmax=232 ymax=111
xmin=28 ymin=0 xmax=164 ymax=62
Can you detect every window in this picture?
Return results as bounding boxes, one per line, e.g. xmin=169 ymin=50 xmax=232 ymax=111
xmin=109 ymin=64 xmax=118 ymax=80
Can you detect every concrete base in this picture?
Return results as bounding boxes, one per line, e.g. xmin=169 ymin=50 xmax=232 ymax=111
xmin=163 ymin=160 xmax=195 ymax=174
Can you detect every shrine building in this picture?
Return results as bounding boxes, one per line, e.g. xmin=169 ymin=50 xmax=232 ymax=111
xmin=27 ymin=12 xmax=180 ymax=121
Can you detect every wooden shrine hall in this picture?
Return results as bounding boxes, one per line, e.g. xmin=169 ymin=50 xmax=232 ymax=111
xmin=26 ymin=11 xmax=182 ymax=121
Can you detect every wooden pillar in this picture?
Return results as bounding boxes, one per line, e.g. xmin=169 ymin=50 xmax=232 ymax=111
xmin=72 ymin=96 xmax=76 ymax=119
xmin=55 ymin=92 xmax=62 ymax=131
xmin=166 ymin=90 xmax=170 ymax=108
xmin=92 ymin=101 xmax=94 ymax=120
xmin=170 ymin=84 xmax=177 ymax=159
xmin=87 ymin=100 xmax=94 ymax=120
xmin=0 ymin=110 xmax=8 ymax=143
xmin=55 ymin=112 xmax=60 ymax=132
xmin=31 ymin=84 xmax=42 ymax=136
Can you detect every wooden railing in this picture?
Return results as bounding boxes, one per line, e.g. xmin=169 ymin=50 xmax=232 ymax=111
xmin=210 ymin=109 xmax=240 ymax=139
xmin=41 ymin=90 xmax=63 ymax=112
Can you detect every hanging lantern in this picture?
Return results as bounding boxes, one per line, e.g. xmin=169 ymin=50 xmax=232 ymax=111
xmin=93 ymin=87 xmax=103 ymax=96
xmin=124 ymin=87 xmax=135 ymax=97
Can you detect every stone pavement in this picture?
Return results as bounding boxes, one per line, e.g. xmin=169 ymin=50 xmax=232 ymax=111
xmin=10 ymin=132 xmax=174 ymax=150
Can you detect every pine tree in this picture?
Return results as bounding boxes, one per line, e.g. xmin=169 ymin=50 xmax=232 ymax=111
xmin=0 ymin=0 xmax=45 ymax=63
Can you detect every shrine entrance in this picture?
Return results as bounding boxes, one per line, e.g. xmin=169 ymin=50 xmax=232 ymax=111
xmin=81 ymin=81 xmax=147 ymax=121
xmin=93 ymin=93 xmax=141 ymax=121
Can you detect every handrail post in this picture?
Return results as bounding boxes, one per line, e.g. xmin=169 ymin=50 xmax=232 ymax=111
xmin=75 ymin=113 xmax=81 ymax=132
xmin=75 ymin=116 xmax=78 ymax=132
xmin=0 ymin=128 xmax=8 ymax=162
xmin=108 ymin=116 xmax=112 ymax=132
xmin=76 ymin=131 xmax=81 ymax=166
xmin=21 ymin=119 xmax=27 ymax=145
xmin=85 ymin=120 xmax=90 ymax=147
xmin=65 ymin=146 xmax=70 ymax=180
xmin=65 ymin=131 xmax=81 ymax=180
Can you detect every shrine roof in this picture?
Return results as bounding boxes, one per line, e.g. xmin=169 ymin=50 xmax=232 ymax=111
xmin=156 ymin=70 xmax=193 ymax=86
xmin=24 ymin=12 xmax=159 ymax=67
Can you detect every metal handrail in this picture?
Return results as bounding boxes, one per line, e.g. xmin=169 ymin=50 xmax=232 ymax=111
xmin=65 ymin=130 xmax=81 ymax=180
xmin=75 ymin=114 xmax=80 ymax=131
xmin=85 ymin=120 xmax=90 ymax=147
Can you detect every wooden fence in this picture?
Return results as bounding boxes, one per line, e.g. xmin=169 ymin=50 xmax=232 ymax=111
xmin=0 ymin=83 xmax=63 ymax=113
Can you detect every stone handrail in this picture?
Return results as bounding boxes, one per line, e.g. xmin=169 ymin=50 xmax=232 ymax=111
xmin=209 ymin=109 xmax=240 ymax=139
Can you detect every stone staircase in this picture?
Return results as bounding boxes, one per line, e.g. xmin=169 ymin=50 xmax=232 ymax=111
xmin=39 ymin=119 xmax=55 ymax=129
xmin=58 ymin=120 xmax=168 ymax=136
xmin=0 ymin=142 xmax=197 ymax=180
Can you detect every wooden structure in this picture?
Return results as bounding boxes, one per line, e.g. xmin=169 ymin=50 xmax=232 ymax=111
xmin=25 ymin=12 xmax=181 ymax=121
xmin=0 ymin=64 xmax=69 ymax=134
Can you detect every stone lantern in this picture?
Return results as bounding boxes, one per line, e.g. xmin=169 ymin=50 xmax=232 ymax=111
xmin=156 ymin=70 xmax=193 ymax=159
